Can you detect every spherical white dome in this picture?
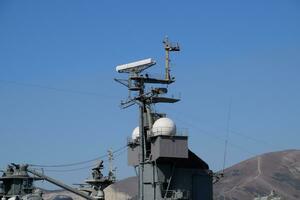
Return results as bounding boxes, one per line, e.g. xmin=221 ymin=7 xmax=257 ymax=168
xmin=131 ymin=126 xmax=140 ymax=140
xmin=152 ymin=117 xmax=176 ymax=136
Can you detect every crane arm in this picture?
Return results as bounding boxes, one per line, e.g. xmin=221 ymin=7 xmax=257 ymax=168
xmin=27 ymin=168 xmax=96 ymax=200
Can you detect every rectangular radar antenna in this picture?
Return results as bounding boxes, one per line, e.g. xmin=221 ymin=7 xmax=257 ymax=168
xmin=116 ymin=58 xmax=156 ymax=74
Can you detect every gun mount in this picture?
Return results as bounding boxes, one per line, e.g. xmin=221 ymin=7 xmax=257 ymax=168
xmin=78 ymin=160 xmax=115 ymax=199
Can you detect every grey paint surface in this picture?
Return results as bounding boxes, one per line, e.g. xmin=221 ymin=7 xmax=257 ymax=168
xmin=128 ymin=145 xmax=139 ymax=166
xmin=127 ymin=134 xmax=212 ymax=199
xmin=151 ymin=136 xmax=188 ymax=160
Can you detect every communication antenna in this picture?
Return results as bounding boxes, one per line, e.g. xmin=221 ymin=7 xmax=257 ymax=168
xmin=108 ymin=149 xmax=114 ymax=174
xmin=108 ymin=148 xmax=116 ymax=182
xmin=163 ymin=37 xmax=180 ymax=81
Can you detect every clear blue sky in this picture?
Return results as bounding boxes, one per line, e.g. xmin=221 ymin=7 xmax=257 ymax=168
xmin=0 ymin=0 xmax=299 ymax=189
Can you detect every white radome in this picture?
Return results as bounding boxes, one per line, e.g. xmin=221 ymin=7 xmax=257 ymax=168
xmin=131 ymin=126 xmax=140 ymax=140
xmin=152 ymin=117 xmax=176 ymax=136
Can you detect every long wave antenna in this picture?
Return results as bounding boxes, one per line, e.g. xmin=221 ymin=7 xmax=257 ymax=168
xmin=222 ymin=100 xmax=232 ymax=174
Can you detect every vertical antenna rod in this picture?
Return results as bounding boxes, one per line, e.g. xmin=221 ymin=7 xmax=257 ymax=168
xmin=108 ymin=148 xmax=116 ymax=182
xmin=163 ymin=37 xmax=180 ymax=81
xmin=108 ymin=149 xmax=113 ymax=174
xmin=222 ymin=100 xmax=232 ymax=174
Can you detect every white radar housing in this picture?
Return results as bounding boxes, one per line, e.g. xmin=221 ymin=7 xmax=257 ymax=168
xmin=131 ymin=126 xmax=140 ymax=140
xmin=152 ymin=117 xmax=176 ymax=136
xmin=116 ymin=58 xmax=156 ymax=73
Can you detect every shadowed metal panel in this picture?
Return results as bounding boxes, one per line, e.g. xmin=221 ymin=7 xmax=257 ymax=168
xmin=151 ymin=136 xmax=188 ymax=160
xmin=192 ymin=174 xmax=213 ymax=200
xmin=128 ymin=146 xmax=139 ymax=166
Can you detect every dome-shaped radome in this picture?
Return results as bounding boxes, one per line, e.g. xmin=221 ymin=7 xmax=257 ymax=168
xmin=152 ymin=117 xmax=176 ymax=136
xmin=131 ymin=126 xmax=140 ymax=140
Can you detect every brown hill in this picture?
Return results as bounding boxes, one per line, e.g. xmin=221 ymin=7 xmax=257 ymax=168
xmin=43 ymin=149 xmax=300 ymax=200
xmin=214 ymin=149 xmax=300 ymax=200
xmin=43 ymin=190 xmax=84 ymax=200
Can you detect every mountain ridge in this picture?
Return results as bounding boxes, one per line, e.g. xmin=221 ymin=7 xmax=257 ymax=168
xmin=43 ymin=149 xmax=300 ymax=200
xmin=214 ymin=149 xmax=300 ymax=200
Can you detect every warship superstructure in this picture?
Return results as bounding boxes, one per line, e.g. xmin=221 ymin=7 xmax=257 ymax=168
xmin=1 ymin=38 xmax=214 ymax=200
xmin=78 ymin=160 xmax=115 ymax=199
xmin=26 ymin=160 xmax=115 ymax=200
xmin=0 ymin=164 xmax=43 ymax=200
xmin=115 ymin=38 xmax=213 ymax=200
xmin=0 ymin=161 xmax=115 ymax=200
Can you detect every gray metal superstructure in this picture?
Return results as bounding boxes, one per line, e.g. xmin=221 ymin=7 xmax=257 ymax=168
xmin=79 ymin=160 xmax=115 ymax=199
xmin=116 ymin=38 xmax=213 ymax=200
xmin=0 ymin=160 xmax=115 ymax=200
xmin=1 ymin=38 xmax=213 ymax=200
xmin=27 ymin=168 xmax=95 ymax=200
xmin=0 ymin=164 xmax=43 ymax=200
xmin=27 ymin=160 xmax=115 ymax=200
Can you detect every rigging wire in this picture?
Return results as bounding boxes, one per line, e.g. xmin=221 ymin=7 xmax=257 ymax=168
xmin=31 ymin=164 xmax=97 ymax=173
xmin=171 ymin=113 xmax=260 ymax=157
xmin=169 ymin=106 xmax=281 ymax=153
xmin=28 ymin=145 xmax=127 ymax=168
xmin=229 ymin=129 xmax=283 ymax=149
xmin=33 ymin=147 xmax=128 ymax=173
xmin=0 ymin=79 xmax=117 ymax=99
xmin=163 ymin=104 xmax=277 ymax=154
xmin=1 ymin=80 xmax=280 ymax=157
xmin=1 ymin=79 xmax=286 ymax=173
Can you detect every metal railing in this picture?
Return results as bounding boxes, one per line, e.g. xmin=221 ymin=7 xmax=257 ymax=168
xmin=150 ymin=127 xmax=188 ymax=137
xmin=127 ymin=127 xmax=188 ymax=144
xmin=162 ymin=189 xmax=190 ymax=199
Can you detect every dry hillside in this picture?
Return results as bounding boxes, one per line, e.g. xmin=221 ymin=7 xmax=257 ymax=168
xmin=214 ymin=149 xmax=300 ymax=200
xmin=43 ymin=150 xmax=300 ymax=200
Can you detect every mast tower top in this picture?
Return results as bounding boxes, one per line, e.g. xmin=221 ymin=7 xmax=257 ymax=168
xmin=163 ymin=37 xmax=180 ymax=81
xmin=115 ymin=38 xmax=181 ymax=200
